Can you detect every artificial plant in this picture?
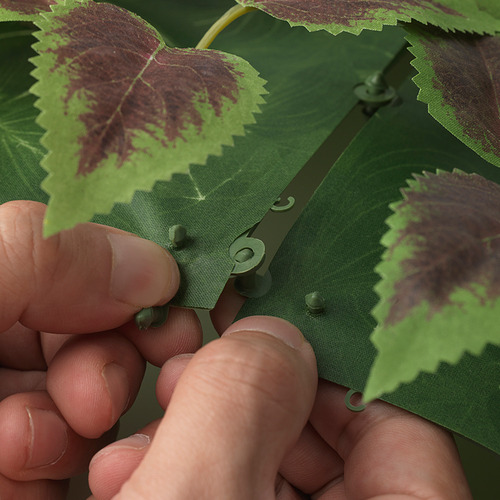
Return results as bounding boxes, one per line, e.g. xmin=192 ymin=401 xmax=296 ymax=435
xmin=0 ymin=0 xmax=499 ymax=456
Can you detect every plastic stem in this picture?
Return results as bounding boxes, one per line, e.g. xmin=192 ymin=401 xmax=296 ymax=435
xmin=196 ymin=4 xmax=256 ymax=50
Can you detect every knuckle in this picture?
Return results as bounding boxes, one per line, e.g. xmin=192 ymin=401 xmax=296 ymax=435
xmin=194 ymin=335 xmax=302 ymax=416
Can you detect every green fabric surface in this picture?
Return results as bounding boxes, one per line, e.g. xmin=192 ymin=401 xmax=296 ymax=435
xmin=0 ymin=23 xmax=48 ymax=203
xmin=364 ymin=170 xmax=500 ymax=402
xmin=238 ymin=79 xmax=500 ymax=455
xmin=32 ymin=0 xmax=267 ymax=236
xmin=407 ymin=26 xmax=500 ymax=169
xmin=0 ymin=1 xmax=406 ymax=309
xmin=476 ymin=0 xmax=500 ymax=19
xmin=106 ymin=0 xmax=236 ymax=48
xmin=93 ymin=6 xmax=406 ymax=308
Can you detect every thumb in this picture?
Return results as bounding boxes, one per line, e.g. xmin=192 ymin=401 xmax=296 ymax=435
xmin=0 ymin=201 xmax=179 ymax=333
xmin=117 ymin=316 xmax=317 ymax=499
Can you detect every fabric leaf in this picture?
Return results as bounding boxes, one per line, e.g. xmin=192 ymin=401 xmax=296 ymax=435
xmin=408 ymin=26 xmax=500 ymax=169
xmin=236 ymin=79 xmax=500 ymax=455
xmin=364 ymin=170 xmax=500 ymax=401
xmin=476 ymin=0 xmax=500 ymax=20
xmin=92 ymin=10 xmax=406 ymax=309
xmin=0 ymin=0 xmax=56 ymax=21
xmin=1 ymin=0 xmax=406 ymax=309
xmin=30 ymin=0 xmax=266 ymax=236
xmin=235 ymin=0 xmax=500 ymax=36
xmin=0 ymin=23 xmax=47 ymax=202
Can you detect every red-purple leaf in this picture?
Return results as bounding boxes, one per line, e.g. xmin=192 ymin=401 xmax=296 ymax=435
xmin=236 ymin=0 xmax=500 ymax=35
xmin=48 ymin=7 xmax=245 ymax=176
xmin=0 ymin=0 xmax=56 ymax=21
xmin=408 ymin=26 xmax=500 ymax=168
xmin=31 ymin=0 xmax=266 ymax=235
xmin=365 ymin=170 xmax=500 ymax=401
xmin=381 ymin=170 xmax=500 ymax=326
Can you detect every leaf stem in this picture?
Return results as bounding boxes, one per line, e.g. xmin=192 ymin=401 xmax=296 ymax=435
xmin=196 ymin=4 xmax=256 ymax=50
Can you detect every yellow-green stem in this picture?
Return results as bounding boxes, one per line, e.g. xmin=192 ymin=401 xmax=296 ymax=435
xmin=196 ymin=4 xmax=257 ymax=50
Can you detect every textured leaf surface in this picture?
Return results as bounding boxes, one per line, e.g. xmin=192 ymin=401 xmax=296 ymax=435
xmin=0 ymin=0 xmax=405 ymax=308
xmin=0 ymin=23 xmax=47 ymax=202
xmin=364 ymin=170 xmax=500 ymax=401
xmin=31 ymin=0 xmax=266 ymax=235
xmin=236 ymin=0 xmax=500 ymax=35
xmin=93 ymin=5 xmax=406 ymax=308
xmin=238 ymin=80 xmax=500 ymax=455
xmin=0 ymin=0 xmax=56 ymax=21
xmin=408 ymin=26 xmax=500 ymax=168
xmin=107 ymin=0 xmax=236 ymax=48
xmin=476 ymin=0 xmax=500 ymax=19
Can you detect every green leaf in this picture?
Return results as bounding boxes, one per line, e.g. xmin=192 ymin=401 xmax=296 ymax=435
xmin=107 ymin=0 xmax=236 ymax=48
xmin=408 ymin=25 xmax=500 ymax=168
xmin=236 ymin=0 xmax=500 ymax=36
xmin=364 ymin=170 xmax=500 ymax=402
xmin=30 ymin=0 xmax=266 ymax=236
xmin=0 ymin=23 xmax=47 ymax=203
xmin=476 ymin=0 xmax=500 ymax=19
xmin=0 ymin=0 xmax=56 ymax=22
xmin=93 ymin=10 xmax=407 ymax=309
xmin=0 ymin=0 xmax=405 ymax=309
xmin=237 ymin=79 xmax=500 ymax=455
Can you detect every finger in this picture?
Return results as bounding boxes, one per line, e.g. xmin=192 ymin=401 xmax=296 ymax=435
xmin=47 ymin=333 xmax=145 ymax=438
xmin=155 ymin=354 xmax=193 ymax=410
xmin=40 ymin=331 xmax=76 ymax=365
xmin=0 ymin=322 xmax=46 ymax=370
xmin=210 ymin=280 xmax=246 ymax=334
xmin=118 ymin=306 xmax=203 ymax=367
xmin=88 ymin=420 xmax=160 ymax=500
xmin=0 ymin=391 xmax=117 ymax=481
xmin=88 ymin=352 xmax=214 ymax=498
xmin=309 ymin=381 xmax=472 ymax=499
xmin=278 ymin=422 xmax=343 ymax=496
xmin=275 ymin=474 xmax=308 ymax=500
xmin=115 ymin=316 xmax=318 ymax=499
xmin=0 ymin=474 xmax=68 ymax=500
xmin=0 ymin=201 xmax=179 ymax=334
xmin=0 ymin=368 xmax=45 ymax=401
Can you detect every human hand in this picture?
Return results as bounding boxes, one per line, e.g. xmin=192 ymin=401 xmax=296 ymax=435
xmin=0 ymin=201 xmax=202 ymax=499
xmin=88 ymin=291 xmax=472 ymax=499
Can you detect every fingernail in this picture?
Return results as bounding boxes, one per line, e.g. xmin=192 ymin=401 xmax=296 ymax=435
xmin=102 ymin=363 xmax=130 ymax=422
xmin=223 ymin=316 xmax=305 ymax=350
xmin=26 ymin=407 xmax=68 ymax=469
xmin=89 ymin=433 xmax=150 ymax=470
xmin=108 ymin=233 xmax=179 ymax=307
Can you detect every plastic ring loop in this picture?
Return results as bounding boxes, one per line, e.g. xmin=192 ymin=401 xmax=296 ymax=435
xmin=345 ymin=389 xmax=366 ymax=412
xmin=271 ymin=196 xmax=295 ymax=212
xmin=229 ymin=236 xmax=265 ymax=276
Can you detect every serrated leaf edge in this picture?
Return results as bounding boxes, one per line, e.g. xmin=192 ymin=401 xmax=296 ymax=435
xmin=236 ymin=0 xmax=500 ymax=37
xmin=365 ymin=169 xmax=500 ymax=401
xmin=27 ymin=0 xmax=267 ymax=235
xmin=406 ymin=26 xmax=500 ymax=169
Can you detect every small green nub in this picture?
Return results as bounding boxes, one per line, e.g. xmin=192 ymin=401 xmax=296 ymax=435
xmin=354 ymin=71 xmax=396 ymax=108
xmin=169 ymin=225 xmax=187 ymax=248
xmin=135 ymin=308 xmax=155 ymax=330
xmin=364 ymin=71 xmax=388 ymax=96
xmin=234 ymin=247 xmax=254 ymax=263
xmin=135 ymin=305 xmax=169 ymax=330
xmin=305 ymin=291 xmax=325 ymax=315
